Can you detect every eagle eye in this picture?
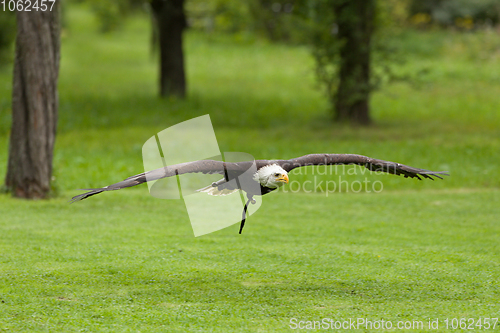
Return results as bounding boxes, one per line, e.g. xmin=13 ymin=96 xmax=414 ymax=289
xmin=274 ymin=173 xmax=280 ymax=177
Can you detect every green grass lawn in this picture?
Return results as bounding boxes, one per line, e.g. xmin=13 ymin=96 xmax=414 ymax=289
xmin=1 ymin=190 xmax=499 ymax=332
xmin=1 ymin=4 xmax=499 ymax=332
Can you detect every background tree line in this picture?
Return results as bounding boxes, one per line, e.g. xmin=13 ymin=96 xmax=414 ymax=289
xmin=1 ymin=0 xmax=499 ymax=198
xmin=3 ymin=0 xmax=498 ymax=122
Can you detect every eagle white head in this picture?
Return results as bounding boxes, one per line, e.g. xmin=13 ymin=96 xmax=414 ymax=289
xmin=253 ymin=164 xmax=289 ymax=189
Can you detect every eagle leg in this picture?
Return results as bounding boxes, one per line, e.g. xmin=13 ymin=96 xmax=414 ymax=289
xmin=239 ymin=198 xmax=252 ymax=234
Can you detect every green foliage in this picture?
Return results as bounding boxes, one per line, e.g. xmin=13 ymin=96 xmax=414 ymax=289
xmin=185 ymin=0 xmax=253 ymax=37
xmin=247 ymin=0 xmax=310 ymax=43
xmin=376 ymin=0 xmax=411 ymax=28
xmin=300 ymin=0 xmax=434 ymax=119
xmin=0 ymin=10 xmax=16 ymax=66
xmin=82 ymin=0 xmax=146 ymax=32
xmin=88 ymin=0 xmax=125 ymax=32
xmin=297 ymin=0 xmax=341 ymax=106
xmin=186 ymin=0 xmax=309 ymax=43
xmin=410 ymin=0 xmax=500 ymax=28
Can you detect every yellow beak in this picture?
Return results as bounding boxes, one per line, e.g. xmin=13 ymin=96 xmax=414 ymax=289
xmin=276 ymin=174 xmax=289 ymax=184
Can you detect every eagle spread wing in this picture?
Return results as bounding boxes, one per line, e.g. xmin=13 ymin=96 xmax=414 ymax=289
xmin=70 ymin=160 xmax=253 ymax=203
xmin=274 ymin=154 xmax=448 ymax=180
xmin=71 ymin=154 xmax=448 ymax=202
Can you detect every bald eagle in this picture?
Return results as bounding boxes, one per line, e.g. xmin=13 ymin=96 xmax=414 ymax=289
xmin=71 ymin=154 xmax=448 ymax=233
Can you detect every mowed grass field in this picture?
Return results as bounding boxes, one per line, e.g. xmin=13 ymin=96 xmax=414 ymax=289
xmin=1 ymin=5 xmax=500 ymax=332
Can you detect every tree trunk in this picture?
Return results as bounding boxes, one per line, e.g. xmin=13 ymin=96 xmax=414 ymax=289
xmin=334 ymin=0 xmax=374 ymax=125
xmin=5 ymin=6 xmax=60 ymax=199
xmin=150 ymin=0 xmax=187 ymax=98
